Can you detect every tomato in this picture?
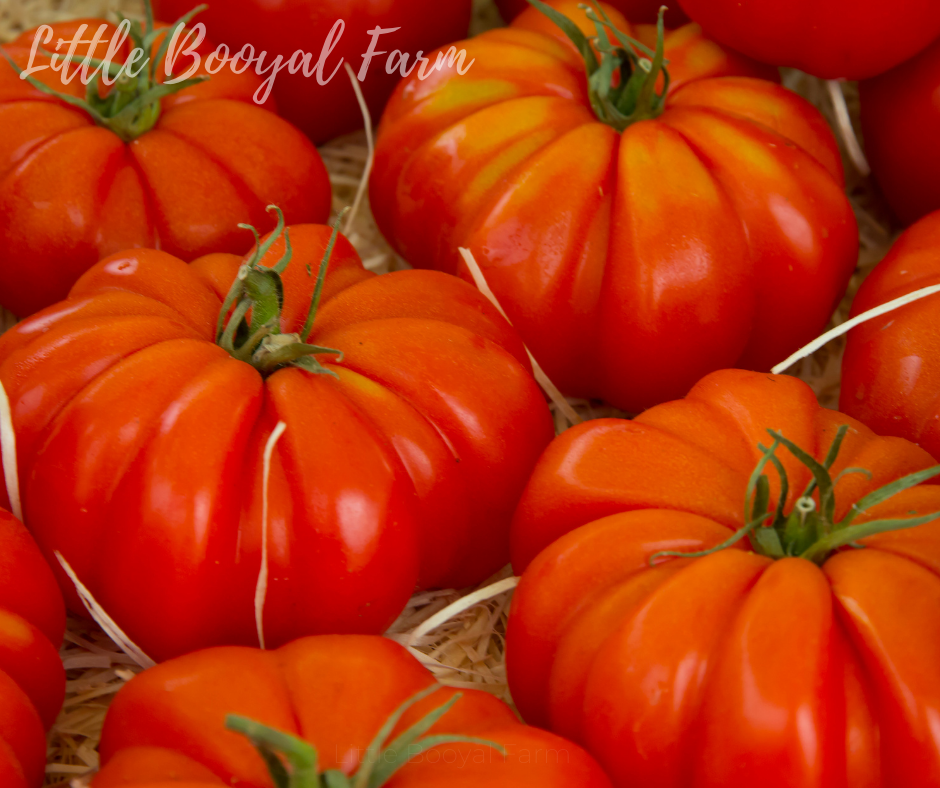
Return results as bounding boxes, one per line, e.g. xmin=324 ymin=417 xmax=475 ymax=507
xmin=496 ymin=0 xmax=689 ymax=26
xmin=90 ymin=634 xmax=613 ymax=788
xmin=840 ymin=211 xmax=940 ymax=459
xmin=0 ymin=17 xmax=330 ymax=317
xmin=0 ymin=216 xmax=553 ymax=662
xmin=152 ymin=0 xmax=473 ymax=144
xmin=507 ymin=368 xmax=940 ymax=787
xmin=370 ymin=0 xmax=857 ymax=413
xmin=859 ymin=37 xmax=940 ymax=226
xmin=0 ymin=508 xmax=66 ymax=788
xmin=677 ymin=0 xmax=940 ymax=80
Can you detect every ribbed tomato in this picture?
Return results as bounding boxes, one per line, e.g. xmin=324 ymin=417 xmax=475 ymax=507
xmin=0 ymin=508 xmax=66 ymax=788
xmin=508 ymin=369 xmax=940 ymax=787
xmin=91 ymin=635 xmax=614 ymax=788
xmin=0 ymin=16 xmax=330 ymax=317
xmin=371 ymin=0 xmax=857 ymax=412
xmin=0 ymin=215 xmax=553 ymax=661
xmin=841 ymin=210 xmax=940 ymax=459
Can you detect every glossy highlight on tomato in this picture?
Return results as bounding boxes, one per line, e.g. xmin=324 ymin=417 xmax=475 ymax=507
xmin=0 ymin=18 xmax=331 ymax=317
xmin=371 ymin=0 xmax=857 ymax=412
xmin=0 ymin=221 xmax=553 ymax=662
xmin=90 ymin=635 xmax=614 ymax=788
xmin=0 ymin=508 xmax=66 ymax=788
xmin=508 ymin=369 xmax=940 ymax=787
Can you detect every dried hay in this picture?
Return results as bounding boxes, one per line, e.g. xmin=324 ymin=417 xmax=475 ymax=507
xmin=0 ymin=1 xmax=899 ymax=785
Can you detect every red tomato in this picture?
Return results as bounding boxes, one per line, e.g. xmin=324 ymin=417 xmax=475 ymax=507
xmin=0 ymin=508 xmax=66 ymax=788
xmin=841 ymin=211 xmax=940 ymax=458
xmin=0 ymin=220 xmax=553 ymax=662
xmin=153 ymin=0 xmax=473 ymax=144
xmin=677 ymin=0 xmax=940 ymax=80
xmin=0 ymin=19 xmax=330 ymax=317
xmin=370 ymin=0 xmax=857 ymax=413
xmin=91 ymin=635 xmax=613 ymax=788
xmin=496 ymin=0 xmax=689 ymax=26
xmin=859 ymin=37 xmax=940 ymax=226
xmin=508 ymin=368 xmax=940 ymax=787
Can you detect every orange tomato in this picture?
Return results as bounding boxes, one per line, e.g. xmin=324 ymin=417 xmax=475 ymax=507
xmin=91 ymin=635 xmax=614 ymax=788
xmin=0 ymin=219 xmax=553 ymax=661
xmin=508 ymin=369 xmax=940 ymax=787
xmin=0 ymin=18 xmax=330 ymax=317
xmin=0 ymin=508 xmax=66 ymax=788
xmin=370 ymin=0 xmax=857 ymax=412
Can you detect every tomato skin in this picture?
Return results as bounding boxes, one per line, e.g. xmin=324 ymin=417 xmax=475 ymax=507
xmin=0 ymin=509 xmax=66 ymax=788
xmin=90 ymin=635 xmax=613 ymax=788
xmin=677 ymin=0 xmax=940 ymax=80
xmin=153 ymin=0 xmax=473 ymax=144
xmin=859 ymin=38 xmax=940 ymax=226
xmin=496 ymin=0 xmax=689 ymax=26
xmin=0 ymin=20 xmax=330 ymax=318
xmin=0 ymin=225 xmax=553 ymax=662
xmin=507 ymin=368 xmax=940 ymax=786
xmin=840 ymin=211 xmax=940 ymax=460
xmin=370 ymin=0 xmax=857 ymax=413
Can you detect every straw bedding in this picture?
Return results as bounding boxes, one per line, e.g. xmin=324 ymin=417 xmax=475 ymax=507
xmin=0 ymin=1 xmax=898 ymax=784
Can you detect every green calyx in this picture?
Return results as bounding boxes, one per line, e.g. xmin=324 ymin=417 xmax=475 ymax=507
xmin=653 ymin=424 xmax=940 ymax=567
xmin=217 ymin=205 xmax=345 ymax=379
xmin=2 ymin=0 xmax=208 ymax=142
xmin=528 ymin=0 xmax=670 ymax=130
xmin=226 ymin=685 xmax=506 ymax=788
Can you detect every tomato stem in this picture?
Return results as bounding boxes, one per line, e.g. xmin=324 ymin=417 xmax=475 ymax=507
xmin=527 ymin=0 xmax=670 ymax=130
xmin=651 ymin=425 xmax=940 ymax=566
xmin=225 ymin=686 xmax=507 ymax=788
xmin=1 ymin=0 xmax=209 ymax=142
xmin=215 ymin=205 xmax=344 ymax=378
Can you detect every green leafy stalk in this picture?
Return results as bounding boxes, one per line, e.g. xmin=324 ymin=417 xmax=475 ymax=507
xmin=215 ymin=205 xmax=344 ymax=378
xmin=226 ymin=715 xmax=319 ymax=788
xmin=527 ymin=0 xmax=670 ymax=130
xmin=652 ymin=424 xmax=940 ymax=567
xmin=301 ymin=209 xmax=348 ymax=343
xmin=226 ymin=686 xmax=506 ymax=788
xmin=2 ymin=0 xmax=209 ymax=141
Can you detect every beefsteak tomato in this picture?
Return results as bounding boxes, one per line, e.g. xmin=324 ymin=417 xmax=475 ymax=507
xmin=496 ymin=0 xmax=689 ymax=26
xmin=0 ymin=508 xmax=66 ymax=788
xmin=859 ymin=37 xmax=940 ymax=226
xmin=0 ymin=212 xmax=553 ymax=662
xmin=508 ymin=368 xmax=940 ymax=787
xmin=677 ymin=0 xmax=940 ymax=80
xmin=90 ymin=635 xmax=613 ymax=788
xmin=370 ymin=0 xmax=857 ymax=412
xmin=152 ymin=0 xmax=474 ymax=144
xmin=840 ymin=210 xmax=940 ymax=459
xmin=0 ymin=12 xmax=330 ymax=317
